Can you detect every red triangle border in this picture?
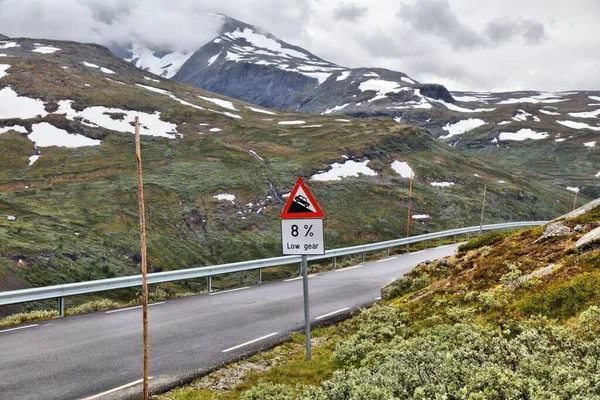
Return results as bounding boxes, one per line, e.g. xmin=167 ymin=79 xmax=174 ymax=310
xmin=280 ymin=177 xmax=325 ymax=219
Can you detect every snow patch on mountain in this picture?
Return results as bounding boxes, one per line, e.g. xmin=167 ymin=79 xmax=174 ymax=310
xmin=499 ymin=129 xmax=549 ymax=141
xmin=391 ymin=161 xmax=414 ymax=179
xmin=126 ymin=43 xmax=193 ymax=79
xmin=29 ymin=122 xmax=101 ymax=148
xmin=323 ymin=103 xmax=350 ymax=114
xmin=0 ymin=87 xmax=48 ymax=119
xmin=246 ymin=106 xmax=276 ymax=115
xmin=311 ymin=159 xmax=377 ymax=181
xmin=0 ymin=125 xmax=27 ymax=134
xmin=584 ymin=141 xmax=596 ymax=147
xmin=359 ymin=79 xmax=409 ymax=103
xmin=31 ymin=46 xmax=61 ymax=54
xmin=55 ymin=100 xmax=178 ymax=138
xmin=440 ymin=118 xmax=486 ymax=139
xmin=539 ymin=109 xmax=561 ymax=116
xmin=431 ymin=182 xmax=455 ymax=187
xmin=0 ymin=64 xmax=10 ymax=78
xmin=557 ymin=120 xmax=600 ymax=131
xmin=497 ymin=92 xmax=569 ymax=105
xmin=198 ymin=96 xmax=237 ymax=111
xmin=0 ymin=42 xmax=19 ymax=49
xmin=278 ymin=120 xmax=305 ymax=125
xmin=569 ymin=109 xmax=600 ymax=119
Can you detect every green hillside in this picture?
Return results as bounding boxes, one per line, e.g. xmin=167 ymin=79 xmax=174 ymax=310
xmin=0 ymin=38 xmax=581 ymax=315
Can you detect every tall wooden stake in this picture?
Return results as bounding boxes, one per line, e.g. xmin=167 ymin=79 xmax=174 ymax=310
xmin=406 ymin=173 xmax=413 ymax=252
xmin=572 ymin=189 xmax=579 ymax=211
xmin=135 ymin=117 xmax=150 ymax=400
xmin=479 ymin=185 xmax=487 ymax=235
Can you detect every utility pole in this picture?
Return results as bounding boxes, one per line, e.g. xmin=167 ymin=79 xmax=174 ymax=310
xmin=479 ymin=185 xmax=487 ymax=235
xmin=405 ymin=172 xmax=413 ymax=252
xmin=135 ymin=117 xmax=150 ymax=400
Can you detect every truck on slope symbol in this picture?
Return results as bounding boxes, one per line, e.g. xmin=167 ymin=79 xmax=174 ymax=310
xmin=294 ymin=195 xmax=310 ymax=208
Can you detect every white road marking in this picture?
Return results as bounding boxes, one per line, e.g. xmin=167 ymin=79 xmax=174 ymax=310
xmin=376 ymin=256 xmax=398 ymax=263
xmin=104 ymin=302 xmax=165 ymax=314
xmin=222 ymin=332 xmax=279 ymax=353
xmin=375 ymin=297 xmax=382 ymax=300
xmin=81 ymin=377 xmax=153 ymax=399
xmin=410 ymin=250 xmax=426 ymax=255
xmin=0 ymin=324 xmax=39 ymax=334
xmin=436 ymin=245 xmax=451 ymax=249
xmin=284 ymin=274 xmax=316 ymax=282
xmin=335 ymin=265 xmax=362 ymax=272
xmin=209 ymin=287 xmax=250 ymax=296
xmin=315 ymin=307 xmax=351 ymax=320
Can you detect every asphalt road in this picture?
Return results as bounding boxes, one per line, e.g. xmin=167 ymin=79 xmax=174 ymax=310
xmin=0 ymin=245 xmax=458 ymax=400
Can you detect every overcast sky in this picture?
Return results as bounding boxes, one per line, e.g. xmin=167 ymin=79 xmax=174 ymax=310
xmin=1 ymin=0 xmax=598 ymax=92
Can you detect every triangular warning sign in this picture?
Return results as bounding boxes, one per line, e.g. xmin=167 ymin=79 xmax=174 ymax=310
xmin=280 ymin=177 xmax=325 ymax=219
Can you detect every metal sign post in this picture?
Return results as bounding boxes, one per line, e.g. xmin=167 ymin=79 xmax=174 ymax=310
xmin=280 ymin=177 xmax=325 ymax=361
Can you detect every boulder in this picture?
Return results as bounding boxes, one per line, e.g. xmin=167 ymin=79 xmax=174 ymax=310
xmin=575 ymin=226 xmax=600 ymax=252
xmin=534 ymin=222 xmax=573 ymax=243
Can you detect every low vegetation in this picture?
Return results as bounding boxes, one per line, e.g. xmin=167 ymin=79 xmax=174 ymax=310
xmin=159 ymin=202 xmax=600 ymax=399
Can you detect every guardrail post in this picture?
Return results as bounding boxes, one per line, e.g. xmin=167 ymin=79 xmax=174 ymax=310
xmin=424 ymin=240 xmax=428 ymax=249
xmin=298 ymin=262 xmax=302 ymax=276
xmin=332 ymin=256 xmax=337 ymax=270
xmin=207 ymin=276 xmax=212 ymax=293
xmin=466 ymin=232 xmax=471 ymax=240
xmin=58 ymin=297 xmax=64 ymax=318
xmin=361 ymin=252 xmax=365 ymax=263
xmin=386 ymin=248 xmax=390 ymax=257
xmin=439 ymin=236 xmax=443 ymax=246
xmin=453 ymin=235 xmax=457 ymax=243
xmin=257 ymin=268 xmax=262 ymax=284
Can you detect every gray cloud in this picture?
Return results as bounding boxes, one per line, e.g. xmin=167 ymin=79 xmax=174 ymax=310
xmin=485 ymin=18 xmax=546 ymax=45
xmin=399 ymin=0 xmax=546 ymax=50
xmin=399 ymin=0 xmax=484 ymax=50
xmin=333 ymin=3 xmax=368 ymax=21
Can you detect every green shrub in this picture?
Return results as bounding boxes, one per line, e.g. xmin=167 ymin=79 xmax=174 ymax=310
xmin=383 ymin=273 xmax=430 ymax=300
xmin=241 ymin=383 xmax=295 ymax=400
xmin=65 ymin=299 xmax=122 ymax=316
xmin=477 ymin=290 xmax=508 ymax=310
xmin=306 ymin=323 xmax=600 ymax=400
xmin=458 ymin=230 xmax=511 ymax=253
xmin=0 ymin=310 xmax=58 ymax=326
xmin=519 ymin=272 xmax=600 ymax=319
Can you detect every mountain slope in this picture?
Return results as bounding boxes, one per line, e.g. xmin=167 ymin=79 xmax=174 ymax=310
xmin=0 ymin=34 xmax=8 ymax=40
xmin=0 ymin=37 xmax=578 ymax=315
xmin=113 ymin=16 xmax=599 ymax=196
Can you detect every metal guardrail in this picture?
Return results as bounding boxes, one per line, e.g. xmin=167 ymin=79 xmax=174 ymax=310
xmin=0 ymin=221 xmax=546 ymax=313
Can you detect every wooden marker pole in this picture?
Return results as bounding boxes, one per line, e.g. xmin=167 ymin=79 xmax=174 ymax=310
xmin=135 ymin=117 xmax=150 ymax=400
xmin=479 ymin=185 xmax=487 ymax=235
xmin=572 ymin=189 xmax=579 ymax=211
xmin=406 ymin=173 xmax=413 ymax=252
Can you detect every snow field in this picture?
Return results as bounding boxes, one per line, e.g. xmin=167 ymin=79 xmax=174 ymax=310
xmin=311 ymin=159 xmax=377 ymax=181
xmin=391 ymin=161 xmax=414 ymax=179
xmin=499 ymin=129 xmax=548 ymax=141
xmin=440 ymin=118 xmax=486 ymax=139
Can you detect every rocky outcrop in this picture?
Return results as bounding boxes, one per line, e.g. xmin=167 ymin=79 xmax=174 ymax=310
xmin=0 ymin=33 xmax=8 ymax=40
xmin=576 ymin=227 xmax=600 ymax=252
xmin=534 ymin=222 xmax=573 ymax=243
xmin=558 ymin=198 xmax=600 ymax=220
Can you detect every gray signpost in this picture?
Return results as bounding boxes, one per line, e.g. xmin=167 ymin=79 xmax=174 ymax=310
xmin=280 ymin=177 xmax=325 ymax=361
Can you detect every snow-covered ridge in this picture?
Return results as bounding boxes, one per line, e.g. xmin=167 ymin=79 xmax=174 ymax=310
xmin=126 ymin=43 xmax=194 ymax=79
xmin=216 ymin=27 xmax=344 ymax=85
xmin=499 ymin=129 xmax=548 ymax=141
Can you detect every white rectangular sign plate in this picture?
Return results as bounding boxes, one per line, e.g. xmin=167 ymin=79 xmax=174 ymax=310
xmin=281 ymin=219 xmax=324 ymax=255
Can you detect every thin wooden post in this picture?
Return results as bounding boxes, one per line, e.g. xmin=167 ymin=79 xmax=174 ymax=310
xmin=406 ymin=173 xmax=413 ymax=252
xmin=479 ymin=185 xmax=487 ymax=235
xmin=572 ymin=189 xmax=579 ymax=211
xmin=135 ymin=117 xmax=150 ymax=400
